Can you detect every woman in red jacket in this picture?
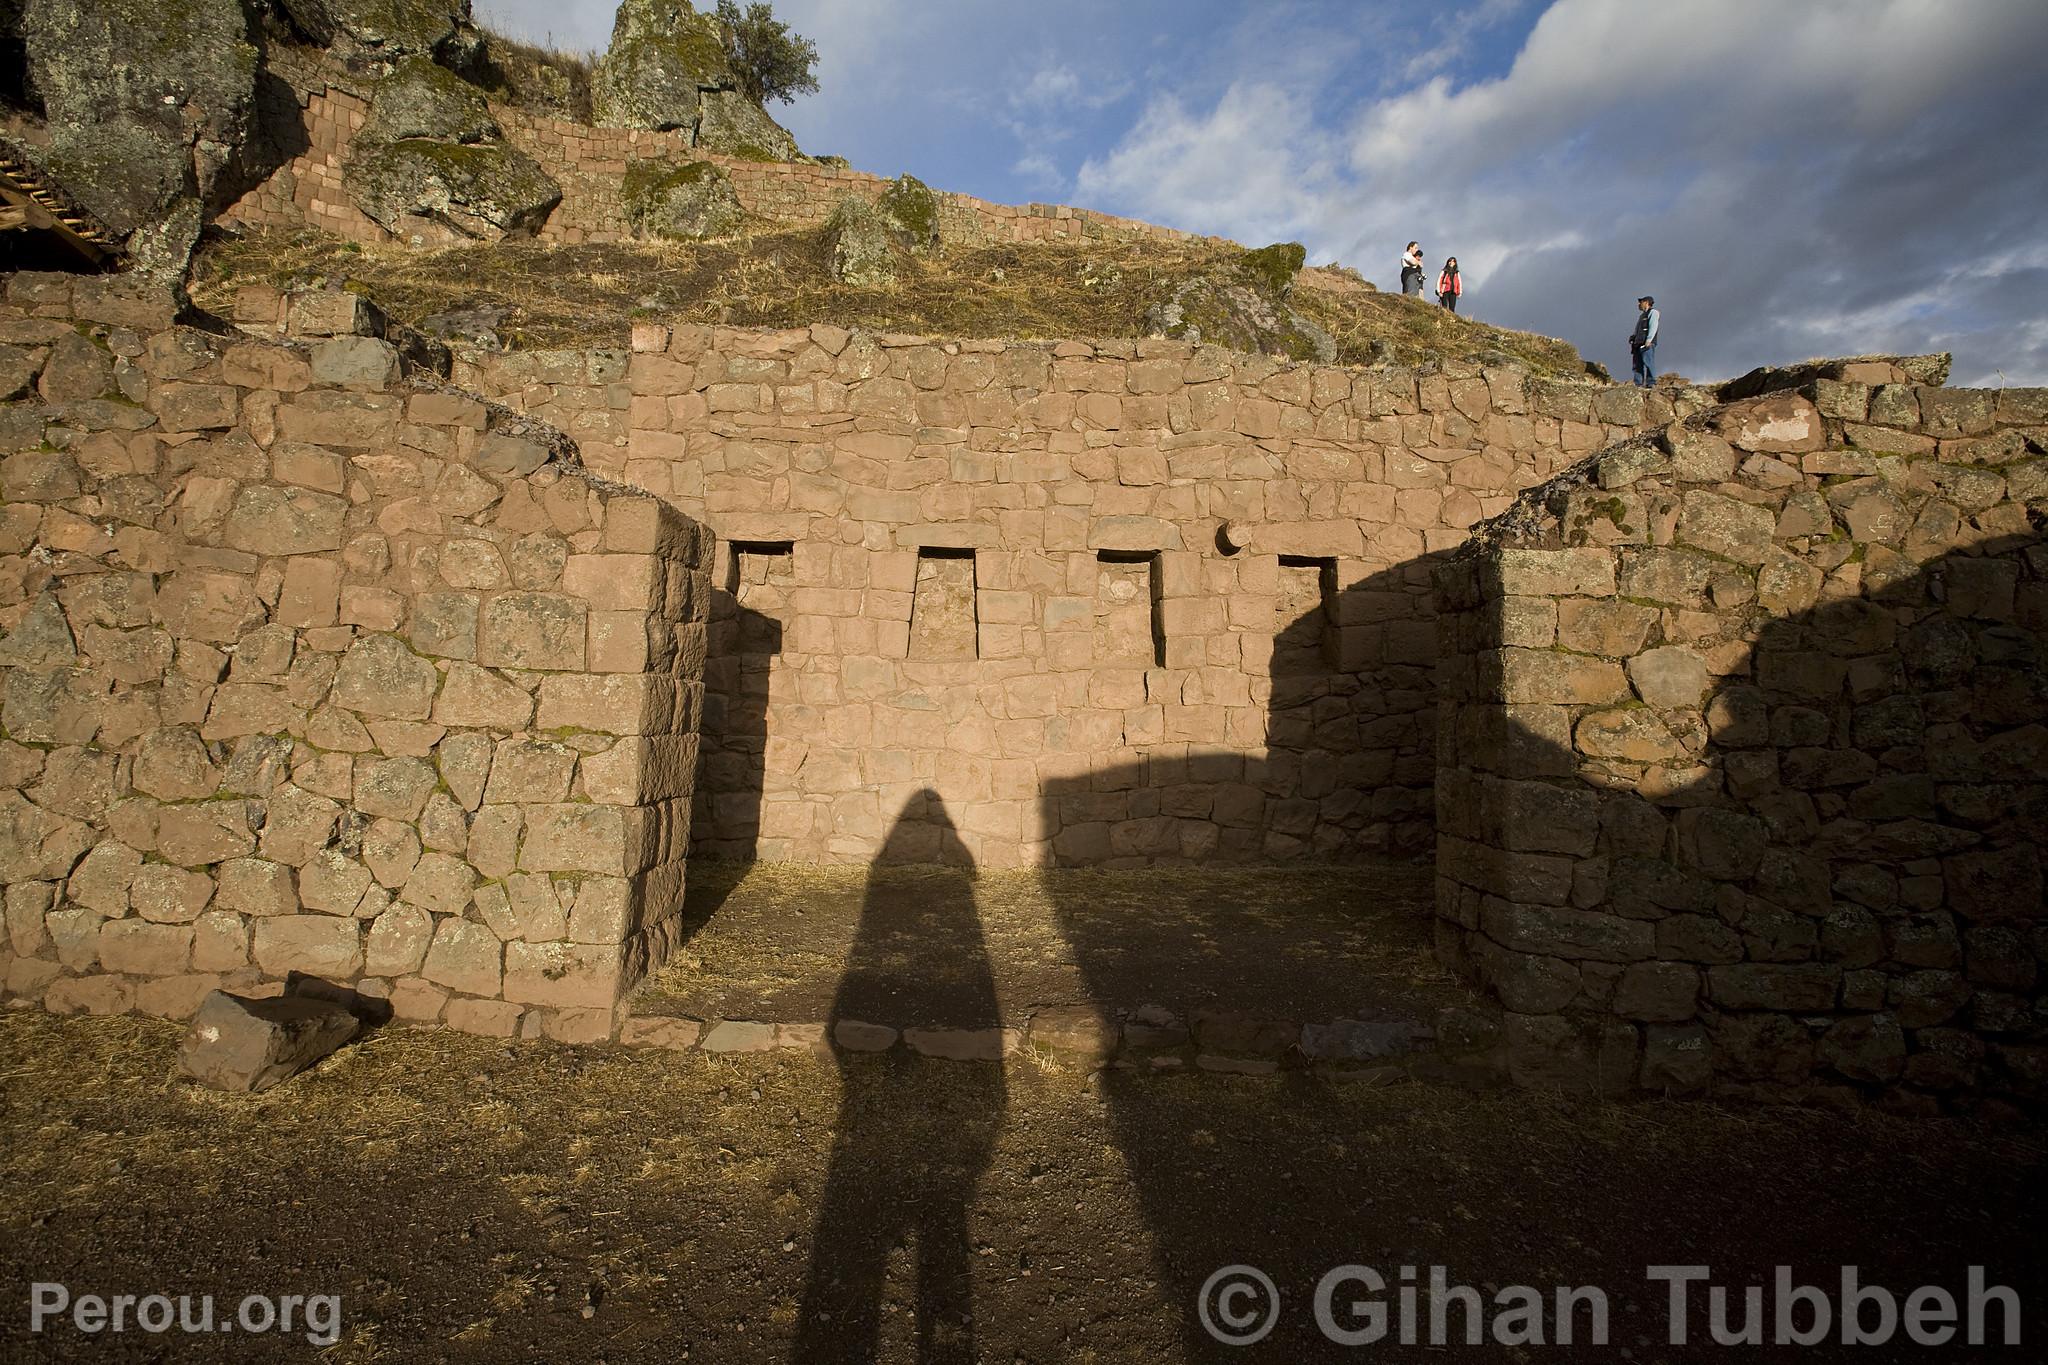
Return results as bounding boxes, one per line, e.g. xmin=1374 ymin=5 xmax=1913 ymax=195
xmin=1436 ymin=257 xmax=1463 ymax=312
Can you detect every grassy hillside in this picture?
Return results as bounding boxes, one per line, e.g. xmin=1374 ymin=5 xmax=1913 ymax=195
xmin=192 ymin=225 xmax=1591 ymax=377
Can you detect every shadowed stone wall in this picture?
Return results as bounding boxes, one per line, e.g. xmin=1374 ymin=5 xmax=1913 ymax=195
xmin=1435 ymin=363 xmax=2048 ymax=1110
xmin=0 ymin=274 xmax=710 ymax=1040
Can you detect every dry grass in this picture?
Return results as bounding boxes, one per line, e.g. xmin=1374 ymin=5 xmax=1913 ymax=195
xmin=1291 ymin=281 xmax=1588 ymax=375
xmin=474 ymin=26 xmax=600 ymax=122
xmin=191 ymin=224 xmax=1591 ymax=377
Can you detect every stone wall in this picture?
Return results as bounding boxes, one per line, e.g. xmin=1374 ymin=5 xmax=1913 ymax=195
xmin=451 ymin=323 xmax=1703 ymax=866
xmin=0 ymin=274 xmax=712 ymax=1040
xmin=219 ymin=79 xmax=1211 ymax=249
xmin=1434 ymin=361 xmax=2048 ymax=1109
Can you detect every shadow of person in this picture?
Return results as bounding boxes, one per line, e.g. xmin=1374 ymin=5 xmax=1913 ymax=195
xmin=1028 ymin=554 xmax=1455 ymax=1358
xmin=794 ymin=793 xmax=1006 ymax=1363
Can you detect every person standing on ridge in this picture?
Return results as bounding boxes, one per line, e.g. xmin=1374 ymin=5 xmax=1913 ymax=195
xmin=1630 ymin=294 xmax=1660 ymax=388
xmin=1436 ymin=257 xmax=1463 ymax=312
xmin=1401 ymin=241 xmax=1424 ymax=297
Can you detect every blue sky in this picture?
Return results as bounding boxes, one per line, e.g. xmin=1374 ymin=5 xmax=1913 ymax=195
xmin=476 ymin=0 xmax=2048 ymax=384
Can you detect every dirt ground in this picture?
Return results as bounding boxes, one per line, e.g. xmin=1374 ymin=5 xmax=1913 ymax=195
xmin=2 ymin=1011 xmax=2043 ymax=1363
xmin=632 ymin=864 xmax=1474 ymax=1029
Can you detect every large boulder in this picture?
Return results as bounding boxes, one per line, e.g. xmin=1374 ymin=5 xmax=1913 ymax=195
xmin=17 ymin=0 xmax=259 ymax=279
xmin=347 ymin=139 xmax=561 ymax=241
xmin=876 ymin=174 xmax=940 ymax=253
xmin=824 ymin=195 xmax=902 ymax=287
xmin=274 ymin=0 xmax=482 ymax=71
xmin=694 ymin=88 xmax=801 ymax=161
xmin=624 ymin=159 xmax=745 ymax=240
xmin=592 ymin=0 xmax=731 ymax=131
xmin=592 ymin=0 xmax=799 ymax=158
xmin=344 ymin=54 xmax=560 ymax=243
xmin=818 ymin=175 xmax=943 ymax=284
xmin=1146 ymin=241 xmax=1335 ymax=363
xmin=359 ymin=55 xmax=498 ymax=143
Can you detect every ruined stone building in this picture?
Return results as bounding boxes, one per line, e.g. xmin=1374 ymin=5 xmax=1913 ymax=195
xmin=1 ymin=0 xmax=2043 ymax=1111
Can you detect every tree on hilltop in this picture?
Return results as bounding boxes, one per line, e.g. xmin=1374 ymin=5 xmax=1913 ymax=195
xmin=713 ymin=1 xmax=819 ymax=106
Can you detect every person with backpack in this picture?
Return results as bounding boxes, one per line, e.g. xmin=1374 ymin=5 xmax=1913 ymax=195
xmin=1629 ymin=295 xmax=1661 ymax=388
xmin=1400 ymin=241 xmax=1424 ymax=297
xmin=1436 ymin=257 xmax=1463 ymax=312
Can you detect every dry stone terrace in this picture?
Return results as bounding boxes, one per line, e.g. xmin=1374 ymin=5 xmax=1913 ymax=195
xmin=218 ymin=73 xmax=1220 ymax=251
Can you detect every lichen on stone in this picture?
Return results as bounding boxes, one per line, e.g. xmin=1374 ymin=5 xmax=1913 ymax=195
xmin=361 ymin=55 xmax=499 ymax=145
xmin=823 ymin=194 xmax=903 ymax=287
xmin=591 ymin=0 xmax=733 ymax=132
xmin=18 ymin=0 xmax=259 ymax=274
xmin=348 ymin=138 xmax=563 ymax=238
xmin=877 ymin=175 xmax=939 ymax=253
xmin=623 ymin=158 xmax=745 ymax=240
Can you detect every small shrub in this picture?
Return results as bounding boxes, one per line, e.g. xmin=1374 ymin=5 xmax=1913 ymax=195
xmin=713 ymin=1 xmax=819 ymax=106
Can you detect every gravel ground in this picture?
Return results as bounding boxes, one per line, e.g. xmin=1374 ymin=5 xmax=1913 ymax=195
xmin=3 ymin=1012 xmax=2043 ymax=1363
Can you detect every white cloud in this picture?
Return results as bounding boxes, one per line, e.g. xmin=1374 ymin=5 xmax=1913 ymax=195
xmin=1075 ymin=82 xmax=1340 ymax=252
xmin=1011 ymin=151 xmax=1062 ymax=189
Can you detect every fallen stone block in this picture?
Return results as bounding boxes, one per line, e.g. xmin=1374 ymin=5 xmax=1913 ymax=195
xmin=177 ymin=990 xmax=359 ymax=1093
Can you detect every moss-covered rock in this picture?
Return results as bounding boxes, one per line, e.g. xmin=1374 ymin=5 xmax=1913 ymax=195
xmin=18 ymin=0 xmax=259 ymax=280
xmin=693 ymin=88 xmax=800 ymax=161
xmin=591 ymin=0 xmax=731 ymax=132
xmin=347 ymin=138 xmax=562 ymax=241
xmin=343 ymin=37 xmax=559 ymax=244
xmin=276 ymin=0 xmax=476 ymax=65
xmin=1238 ymin=242 xmax=1306 ymax=296
xmin=623 ymin=159 xmax=744 ymax=240
xmin=823 ymin=195 xmax=903 ymax=287
xmin=591 ymin=1 xmax=800 ymax=159
xmin=877 ymin=175 xmax=940 ymax=254
xmin=1146 ymin=268 xmax=1334 ymax=363
xmin=362 ymin=56 xmax=498 ymax=144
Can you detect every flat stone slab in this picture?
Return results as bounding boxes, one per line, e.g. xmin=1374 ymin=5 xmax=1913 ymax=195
xmin=610 ymin=1003 xmax=1474 ymax=1083
xmin=177 ymin=991 xmax=360 ymax=1093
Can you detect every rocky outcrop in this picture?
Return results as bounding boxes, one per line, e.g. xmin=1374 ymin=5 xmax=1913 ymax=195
xmin=344 ymin=56 xmax=560 ymax=243
xmin=824 ymin=196 xmax=898 ymax=286
xmin=1146 ymin=242 xmax=1335 ymax=363
xmin=16 ymin=0 xmax=260 ymax=281
xmin=821 ymin=176 xmax=942 ymax=285
xmin=693 ymin=88 xmax=801 ymax=161
xmin=623 ymin=159 xmax=744 ymax=241
xmin=355 ymin=54 xmax=497 ymax=143
xmin=876 ymin=175 xmax=939 ymax=253
xmin=591 ymin=0 xmax=799 ymax=159
xmin=274 ymin=0 xmax=483 ymax=73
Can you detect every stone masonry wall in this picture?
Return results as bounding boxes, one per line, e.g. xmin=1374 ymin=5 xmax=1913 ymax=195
xmin=0 ymin=273 xmax=712 ymax=1040
xmin=450 ymin=323 xmax=1706 ymax=866
xmin=1434 ymin=362 xmax=2048 ymax=1110
xmin=219 ymin=80 xmax=1210 ymax=249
